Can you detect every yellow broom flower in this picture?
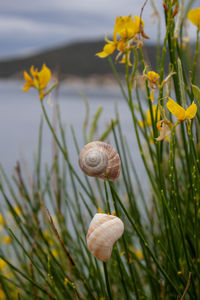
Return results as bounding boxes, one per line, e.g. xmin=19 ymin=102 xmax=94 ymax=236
xmin=0 ymin=259 xmax=6 ymax=270
xmin=96 ymin=15 xmax=147 ymax=60
xmin=22 ymin=64 xmax=51 ymax=99
xmin=187 ymin=8 xmax=200 ymax=29
xmin=96 ymin=39 xmax=116 ymax=58
xmin=166 ymin=97 xmax=197 ymax=121
xmin=147 ymin=71 xmax=160 ymax=84
xmin=0 ymin=287 xmax=6 ymax=300
xmin=0 ymin=213 xmax=5 ymax=225
xmin=113 ymin=15 xmax=144 ymax=40
xmin=138 ymin=106 xmax=160 ymax=127
xmin=1 ymin=236 xmax=11 ymax=244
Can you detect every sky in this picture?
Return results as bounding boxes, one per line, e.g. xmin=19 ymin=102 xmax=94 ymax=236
xmin=0 ymin=0 xmax=199 ymax=59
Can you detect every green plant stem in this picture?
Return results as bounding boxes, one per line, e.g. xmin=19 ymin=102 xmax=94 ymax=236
xmin=103 ymin=262 xmax=113 ymax=300
xmin=104 ymin=181 xmax=111 ymax=214
xmin=40 ymin=100 xmax=95 ymax=202
xmin=192 ymin=28 xmax=200 ymax=84
xmin=109 ymin=182 xmax=181 ymax=295
xmin=123 ymin=52 xmax=160 ymax=198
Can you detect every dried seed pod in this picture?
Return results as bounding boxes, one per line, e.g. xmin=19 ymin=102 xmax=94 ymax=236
xmin=78 ymin=141 xmax=121 ymax=181
xmin=86 ymin=213 xmax=124 ymax=262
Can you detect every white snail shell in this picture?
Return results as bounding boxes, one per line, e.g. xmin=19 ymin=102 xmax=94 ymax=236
xmin=86 ymin=213 xmax=124 ymax=262
xmin=78 ymin=141 xmax=121 ymax=181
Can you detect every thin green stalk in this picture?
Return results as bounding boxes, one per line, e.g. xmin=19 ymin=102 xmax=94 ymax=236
xmin=103 ymin=262 xmax=113 ymax=300
xmin=108 ymin=181 xmax=144 ymax=300
xmin=104 ymin=181 xmax=111 ymax=214
xmin=108 ymin=56 xmax=129 ymax=103
xmin=123 ymin=52 xmax=160 ymax=198
xmin=109 ymin=182 xmax=181 ymax=295
xmin=40 ymin=101 xmax=96 ymax=203
xmin=191 ymin=28 xmax=200 ymax=84
xmin=36 ymin=116 xmax=43 ymax=190
xmin=169 ymin=126 xmax=197 ymax=299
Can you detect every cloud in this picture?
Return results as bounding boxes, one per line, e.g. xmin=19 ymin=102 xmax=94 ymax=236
xmin=0 ymin=0 xmax=198 ymax=59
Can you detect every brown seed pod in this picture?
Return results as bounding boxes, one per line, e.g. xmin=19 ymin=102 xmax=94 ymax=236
xmin=86 ymin=213 xmax=124 ymax=262
xmin=78 ymin=141 xmax=121 ymax=181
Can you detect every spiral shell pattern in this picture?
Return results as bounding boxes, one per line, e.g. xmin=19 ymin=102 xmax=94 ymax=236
xmin=86 ymin=213 xmax=124 ymax=262
xmin=78 ymin=141 xmax=121 ymax=181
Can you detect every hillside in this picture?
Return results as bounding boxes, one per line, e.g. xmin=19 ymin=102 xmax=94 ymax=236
xmin=0 ymin=40 xmax=167 ymax=79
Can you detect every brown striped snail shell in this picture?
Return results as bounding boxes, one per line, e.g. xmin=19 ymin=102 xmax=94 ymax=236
xmin=78 ymin=141 xmax=121 ymax=181
xmin=86 ymin=213 xmax=124 ymax=262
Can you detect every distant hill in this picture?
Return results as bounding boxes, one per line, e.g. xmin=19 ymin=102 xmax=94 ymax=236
xmin=0 ymin=40 xmax=167 ymax=79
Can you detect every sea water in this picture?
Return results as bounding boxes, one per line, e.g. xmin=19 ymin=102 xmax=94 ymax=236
xmin=0 ymin=79 xmax=147 ymax=196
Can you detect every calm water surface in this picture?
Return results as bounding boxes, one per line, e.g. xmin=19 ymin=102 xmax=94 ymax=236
xmin=0 ymin=80 xmax=146 ymax=185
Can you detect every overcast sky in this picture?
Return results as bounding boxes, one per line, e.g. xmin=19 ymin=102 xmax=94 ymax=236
xmin=0 ymin=0 xmax=199 ymax=59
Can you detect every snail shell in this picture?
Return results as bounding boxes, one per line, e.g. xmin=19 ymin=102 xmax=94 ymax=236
xmin=78 ymin=141 xmax=121 ymax=181
xmin=86 ymin=213 xmax=124 ymax=262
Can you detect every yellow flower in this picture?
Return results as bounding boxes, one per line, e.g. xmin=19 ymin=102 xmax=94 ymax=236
xmin=0 ymin=287 xmax=6 ymax=300
xmin=96 ymin=15 xmax=148 ymax=61
xmin=119 ymin=53 xmax=132 ymax=66
xmin=134 ymin=249 xmax=144 ymax=260
xmin=43 ymin=230 xmax=54 ymax=245
xmin=113 ymin=15 xmax=144 ymax=40
xmin=7 ymin=205 xmax=21 ymax=219
xmin=149 ymin=90 xmax=154 ymax=102
xmin=97 ymin=207 xmax=116 ymax=215
xmin=2 ymin=236 xmax=11 ymax=244
xmin=166 ymin=97 xmax=197 ymax=121
xmin=14 ymin=206 xmax=21 ymax=215
xmin=64 ymin=277 xmax=75 ymax=288
xmin=22 ymin=66 xmax=38 ymax=92
xmin=138 ymin=106 xmax=160 ymax=127
xmin=187 ymin=8 xmax=200 ymax=29
xmin=22 ymin=64 xmax=51 ymax=99
xmin=0 ymin=213 xmax=5 ymax=226
xmin=51 ymin=249 xmax=58 ymax=258
xmin=0 ymin=259 xmax=7 ymax=270
xmin=147 ymin=71 xmax=160 ymax=89
xmin=177 ymin=271 xmax=182 ymax=275
xmin=97 ymin=207 xmax=104 ymax=214
xmin=156 ymin=120 xmax=172 ymax=141
xmin=96 ymin=39 xmax=116 ymax=58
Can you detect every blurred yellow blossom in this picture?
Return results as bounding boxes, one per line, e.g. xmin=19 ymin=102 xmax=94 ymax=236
xmin=187 ymin=8 xmax=200 ymax=29
xmin=22 ymin=64 xmax=52 ymax=99
xmin=177 ymin=271 xmax=182 ymax=275
xmin=138 ymin=106 xmax=160 ymax=127
xmin=51 ymin=249 xmax=58 ymax=258
xmin=0 ymin=286 xmax=6 ymax=300
xmin=96 ymin=15 xmax=148 ymax=64
xmin=97 ymin=207 xmax=116 ymax=215
xmin=7 ymin=206 xmax=21 ymax=219
xmin=96 ymin=39 xmax=116 ymax=58
xmin=2 ymin=236 xmax=11 ymax=244
xmin=0 ymin=259 xmax=7 ymax=270
xmin=147 ymin=71 xmax=160 ymax=89
xmin=64 ymin=277 xmax=75 ymax=288
xmin=113 ymin=15 xmax=145 ymax=40
xmin=0 ymin=214 xmax=5 ymax=231
xmin=0 ymin=213 xmax=5 ymax=225
xmin=156 ymin=120 xmax=172 ymax=141
xmin=167 ymin=98 xmax=197 ymax=121
xmin=43 ymin=230 xmax=54 ymax=246
xmin=97 ymin=207 xmax=104 ymax=214
xmin=134 ymin=249 xmax=144 ymax=260
xmin=14 ymin=206 xmax=21 ymax=215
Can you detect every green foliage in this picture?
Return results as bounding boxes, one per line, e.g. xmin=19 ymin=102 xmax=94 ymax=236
xmin=0 ymin=1 xmax=200 ymax=299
